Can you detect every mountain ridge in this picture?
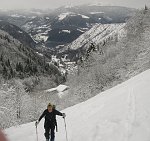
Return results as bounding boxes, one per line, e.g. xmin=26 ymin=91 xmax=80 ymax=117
xmin=0 ymin=5 xmax=136 ymax=49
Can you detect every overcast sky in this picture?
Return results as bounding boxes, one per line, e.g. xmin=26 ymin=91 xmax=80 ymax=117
xmin=0 ymin=0 xmax=149 ymax=10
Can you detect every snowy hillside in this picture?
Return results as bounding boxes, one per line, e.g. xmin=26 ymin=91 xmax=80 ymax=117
xmin=68 ymin=23 xmax=126 ymax=50
xmin=5 ymin=69 xmax=150 ymax=141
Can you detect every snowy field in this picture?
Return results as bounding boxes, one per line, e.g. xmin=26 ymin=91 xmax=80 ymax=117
xmin=5 ymin=69 xmax=150 ymax=141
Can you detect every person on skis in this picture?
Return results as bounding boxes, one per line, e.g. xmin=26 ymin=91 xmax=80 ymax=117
xmin=35 ymin=103 xmax=66 ymax=141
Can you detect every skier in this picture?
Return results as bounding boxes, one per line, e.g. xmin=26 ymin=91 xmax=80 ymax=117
xmin=35 ymin=103 xmax=66 ymax=141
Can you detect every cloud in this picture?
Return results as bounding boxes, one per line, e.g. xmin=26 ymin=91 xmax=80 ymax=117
xmin=0 ymin=0 xmax=149 ymax=9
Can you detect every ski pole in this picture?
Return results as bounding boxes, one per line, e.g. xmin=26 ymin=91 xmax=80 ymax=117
xmin=63 ymin=117 xmax=68 ymax=141
xmin=35 ymin=124 xmax=39 ymax=141
xmin=56 ymin=124 xmax=58 ymax=132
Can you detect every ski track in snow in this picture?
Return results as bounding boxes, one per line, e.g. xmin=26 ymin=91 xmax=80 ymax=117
xmin=125 ymin=88 xmax=136 ymax=141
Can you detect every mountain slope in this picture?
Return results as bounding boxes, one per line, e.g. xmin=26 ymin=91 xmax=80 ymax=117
xmin=0 ymin=21 xmax=36 ymax=48
xmin=5 ymin=69 xmax=150 ymax=141
xmin=0 ymin=29 xmax=63 ymax=80
xmin=67 ymin=23 xmax=126 ymax=50
xmin=56 ymin=23 xmax=126 ymax=61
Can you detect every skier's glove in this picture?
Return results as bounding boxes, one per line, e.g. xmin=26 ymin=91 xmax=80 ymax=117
xmin=62 ymin=113 xmax=66 ymax=118
xmin=35 ymin=120 xmax=39 ymax=127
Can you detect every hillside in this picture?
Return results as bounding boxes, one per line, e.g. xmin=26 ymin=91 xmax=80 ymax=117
xmin=0 ymin=29 xmax=63 ymax=81
xmin=0 ymin=21 xmax=36 ymax=48
xmin=57 ymin=23 xmax=126 ymax=61
xmin=63 ymin=8 xmax=150 ymax=105
xmin=67 ymin=23 xmax=126 ymax=50
xmin=5 ymin=69 xmax=150 ymax=141
xmin=0 ymin=28 xmax=66 ymax=128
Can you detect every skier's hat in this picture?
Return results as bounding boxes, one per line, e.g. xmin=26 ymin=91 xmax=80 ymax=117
xmin=47 ymin=103 xmax=53 ymax=108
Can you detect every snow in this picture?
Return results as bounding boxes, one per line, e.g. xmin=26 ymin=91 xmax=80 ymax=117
xmin=31 ymin=16 xmax=36 ymax=19
xmin=90 ymin=12 xmax=104 ymax=14
xmin=18 ymin=31 xmax=23 ymax=34
xmin=58 ymin=13 xmax=89 ymax=20
xmin=29 ymin=21 xmax=33 ymax=24
xmin=58 ymin=12 xmax=77 ymax=20
xmin=68 ymin=23 xmax=126 ymax=50
xmin=38 ymin=25 xmax=49 ymax=29
xmin=58 ymin=12 xmax=72 ymax=20
xmin=45 ymin=87 xmax=57 ymax=92
xmin=33 ymin=33 xmax=49 ymax=42
xmin=45 ymin=85 xmax=69 ymax=93
xmin=0 ymin=107 xmax=9 ymax=111
xmin=57 ymin=85 xmax=69 ymax=93
xmin=23 ymin=22 xmax=51 ymax=42
xmin=78 ymin=14 xmax=90 ymax=19
xmin=51 ymin=55 xmax=60 ymax=63
xmin=36 ymin=52 xmax=43 ymax=57
xmin=5 ymin=69 xmax=150 ymax=141
xmin=10 ymin=14 xmax=21 ymax=18
xmin=45 ymin=84 xmax=69 ymax=98
xmin=77 ymin=29 xmax=85 ymax=32
xmin=61 ymin=30 xmax=71 ymax=33
xmin=45 ymin=17 xmax=50 ymax=20
xmin=0 ymin=111 xmax=4 ymax=114
xmin=58 ymin=45 xmax=64 ymax=47
xmin=10 ymin=14 xmax=26 ymax=18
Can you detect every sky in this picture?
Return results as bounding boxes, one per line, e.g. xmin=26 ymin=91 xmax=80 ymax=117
xmin=0 ymin=0 xmax=149 ymax=10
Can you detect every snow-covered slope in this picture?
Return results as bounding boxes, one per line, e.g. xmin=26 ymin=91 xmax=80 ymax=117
xmin=5 ymin=69 xmax=150 ymax=141
xmin=68 ymin=23 xmax=126 ymax=50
